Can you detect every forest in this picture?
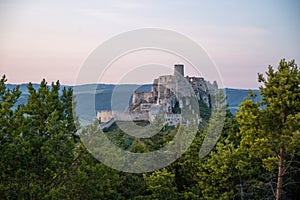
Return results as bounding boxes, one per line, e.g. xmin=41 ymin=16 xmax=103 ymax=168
xmin=0 ymin=59 xmax=299 ymax=199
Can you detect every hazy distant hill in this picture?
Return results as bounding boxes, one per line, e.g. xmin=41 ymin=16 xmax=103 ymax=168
xmin=8 ymin=83 xmax=260 ymax=116
xmin=225 ymin=88 xmax=261 ymax=114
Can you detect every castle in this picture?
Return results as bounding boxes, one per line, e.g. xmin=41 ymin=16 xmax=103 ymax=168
xmin=131 ymin=64 xmax=218 ymax=109
xmin=97 ymin=64 xmax=218 ymax=128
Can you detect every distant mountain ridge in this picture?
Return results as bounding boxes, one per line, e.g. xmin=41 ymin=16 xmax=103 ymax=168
xmin=7 ymin=83 xmax=260 ymax=115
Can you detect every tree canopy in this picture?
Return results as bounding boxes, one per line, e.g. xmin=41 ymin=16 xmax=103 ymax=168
xmin=0 ymin=59 xmax=299 ymax=199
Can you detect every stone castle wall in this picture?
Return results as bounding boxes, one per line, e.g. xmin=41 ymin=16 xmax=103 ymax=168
xmin=132 ymin=91 xmax=154 ymax=105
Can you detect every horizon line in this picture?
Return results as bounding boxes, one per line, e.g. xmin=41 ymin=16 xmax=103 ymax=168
xmin=5 ymin=82 xmax=260 ymax=90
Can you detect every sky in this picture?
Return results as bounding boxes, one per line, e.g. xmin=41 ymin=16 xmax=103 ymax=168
xmin=0 ymin=0 xmax=299 ymax=89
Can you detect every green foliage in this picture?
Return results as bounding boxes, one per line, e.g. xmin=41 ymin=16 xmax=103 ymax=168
xmin=143 ymin=168 xmax=178 ymax=200
xmin=104 ymin=121 xmax=178 ymax=152
xmin=55 ymin=144 xmax=124 ymax=200
xmin=198 ymin=100 xmax=211 ymax=123
xmin=1 ymin=60 xmax=299 ymax=200
xmin=236 ymin=59 xmax=300 ymax=199
xmin=0 ymin=77 xmax=78 ymax=199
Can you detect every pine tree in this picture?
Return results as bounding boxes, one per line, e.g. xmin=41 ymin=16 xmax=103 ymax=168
xmin=236 ymin=59 xmax=300 ymax=199
xmin=0 ymin=77 xmax=79 ymax=198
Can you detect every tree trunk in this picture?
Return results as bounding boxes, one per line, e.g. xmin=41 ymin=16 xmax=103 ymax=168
xmin=276 ymin=147 xmax=284 ymax=200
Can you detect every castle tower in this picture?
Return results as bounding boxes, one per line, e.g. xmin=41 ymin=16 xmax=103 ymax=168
xmin=174 ymin=64 xmax=185 ymax=107
xmin=174 ymin=64 xmax=184 ymax=77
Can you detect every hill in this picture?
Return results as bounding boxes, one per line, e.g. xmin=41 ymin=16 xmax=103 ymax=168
xmin=8 ymin=83 xmax=260 ymax=115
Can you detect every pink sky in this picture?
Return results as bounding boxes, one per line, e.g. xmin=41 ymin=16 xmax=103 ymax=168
xmin=1 ymin=0 xmax=299 ymax=89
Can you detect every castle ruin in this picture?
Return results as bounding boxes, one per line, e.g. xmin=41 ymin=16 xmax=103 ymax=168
xmin=98 ymin=64 xmax=218 ymax=127
xmin=131 ymin=64 xmax=218 ymax=109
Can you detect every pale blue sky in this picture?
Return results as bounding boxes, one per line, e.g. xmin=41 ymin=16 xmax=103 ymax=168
xmin=0 ymin=0 xmax=299 ymax=88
